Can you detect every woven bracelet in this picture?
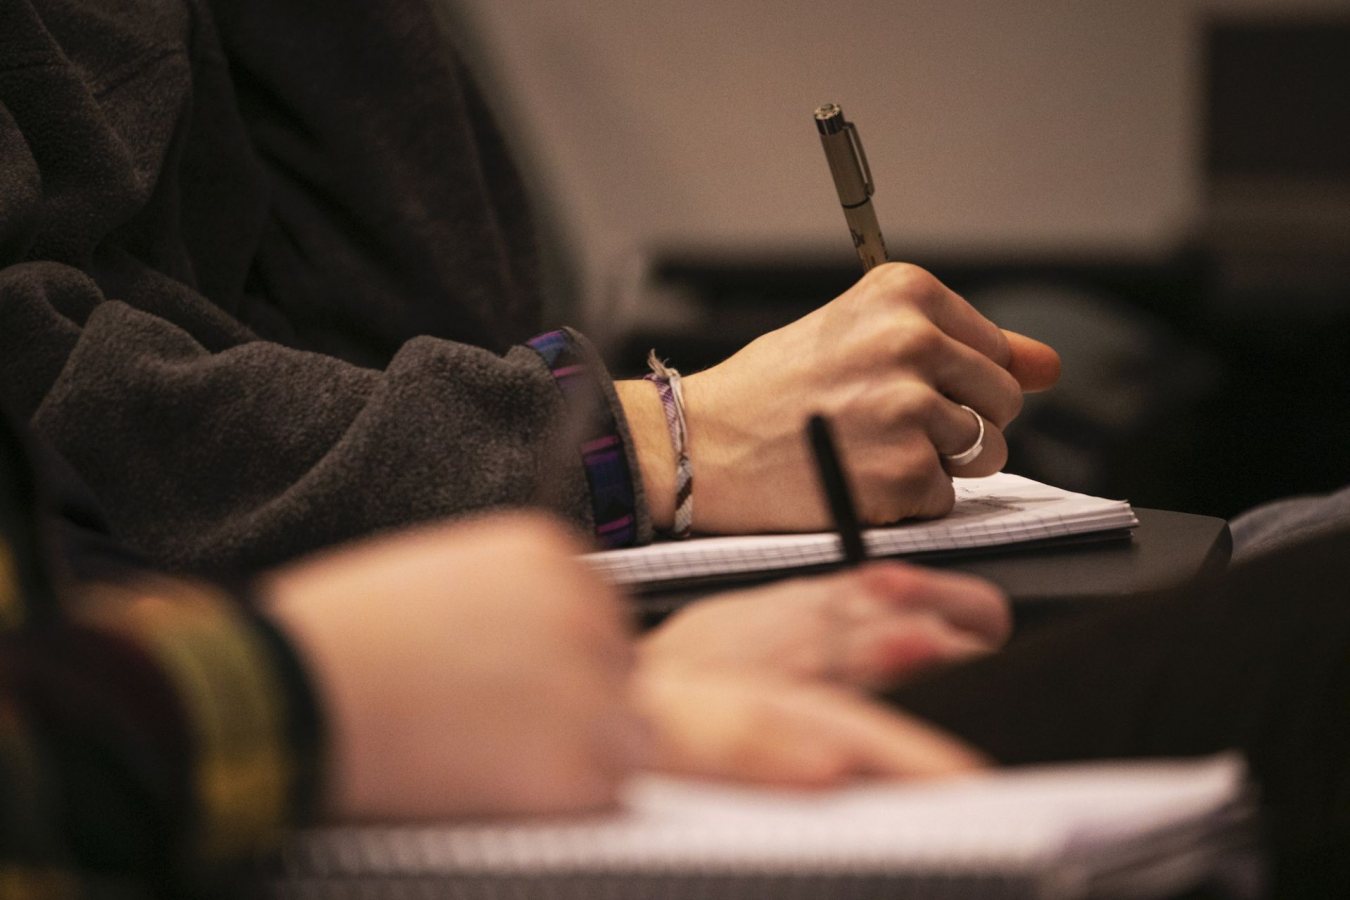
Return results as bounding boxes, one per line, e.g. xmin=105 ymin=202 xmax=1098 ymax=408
xmin=644 ymin=350 xmax=694 ymax=538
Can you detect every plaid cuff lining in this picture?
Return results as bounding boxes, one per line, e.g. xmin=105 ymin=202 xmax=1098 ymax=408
xmin=526 ymin=330 xmax=639 ymax=548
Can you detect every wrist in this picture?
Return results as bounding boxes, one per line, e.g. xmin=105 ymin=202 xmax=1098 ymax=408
xmin=615 ymin=379 xmax=676 ymax=532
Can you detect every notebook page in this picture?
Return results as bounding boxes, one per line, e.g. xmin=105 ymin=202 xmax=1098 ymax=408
xmin=586 ymin=472 xmax=1137 ymax=587
xmin=283 ymin=754 xmax=1248 ymax=877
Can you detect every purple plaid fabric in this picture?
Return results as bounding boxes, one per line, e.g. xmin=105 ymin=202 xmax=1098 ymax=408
xmin=526 ymin=330 xmax=639 ymax=548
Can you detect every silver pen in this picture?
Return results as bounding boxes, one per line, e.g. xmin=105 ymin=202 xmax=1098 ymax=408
xmin=814 ymin=103 xmax=888 ymax=272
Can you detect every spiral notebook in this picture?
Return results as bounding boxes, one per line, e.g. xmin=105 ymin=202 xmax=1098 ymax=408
xmin=586 ymin=472 xmax=1137 ymax=591
xmin=270 ymin=754 xmax=1261 ymax=899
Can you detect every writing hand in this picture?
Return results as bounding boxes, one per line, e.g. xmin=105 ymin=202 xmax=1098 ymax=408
xmin=620 ymin=263 xmax=1061 ymax=532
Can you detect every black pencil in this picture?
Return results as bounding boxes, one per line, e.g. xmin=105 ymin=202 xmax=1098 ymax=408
xmin=806 ymin=414 xmax=869 ymax=566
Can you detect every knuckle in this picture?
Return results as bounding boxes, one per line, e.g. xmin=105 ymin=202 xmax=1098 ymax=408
xmin=923 ymin=479 xmax=958 ymax=516
xmin=870 ymin=263 xmax=940 ymax=309
xmin=889 ymin=320 xmax=945 ymax=366
xmin=992 ymin=327 xmax=1013 ymax=367
xmin=865 ymin=260 xmax=910 ymax=287
xmin=879 ymin=261 xmax=933 ymax=294
xmin=873 ymin=382 xmax=921 ymax=422
xmin=858 ymin=494 xmax=899 ymax=525
xmin=912 ymin=388 xmax=948 ymax=423
xmin=856 ymin=474 xmax=908 ymax=524
xmin=979 ymin=440 xmax=1009 ymax=473
xmin=895 ymin=464 xmax=941 ymax=505
xmin=882 ymin=389 xmax=944 ymax=436
xmin=986 ymin=371 xmax=1024 ymax=426
xmin=862 ymin=454 xmax=946 ymax=522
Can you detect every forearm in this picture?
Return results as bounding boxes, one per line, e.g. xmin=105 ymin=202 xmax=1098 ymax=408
xmin=1 ymin=264 xmax=650 ymax=574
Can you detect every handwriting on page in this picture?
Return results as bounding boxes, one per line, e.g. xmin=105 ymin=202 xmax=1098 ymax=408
xmin=950 ymin=488 xmax=1061 ymax=519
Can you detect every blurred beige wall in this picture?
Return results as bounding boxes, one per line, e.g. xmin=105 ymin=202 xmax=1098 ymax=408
xmin=447 ymin=0 xmax=1343 ymax=333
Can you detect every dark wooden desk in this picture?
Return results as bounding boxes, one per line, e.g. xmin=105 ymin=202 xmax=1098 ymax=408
xmin=635 ymin=509 xmax=1231 ymax=631
xmin=921 ymin=508 xmax=1231 ymax=629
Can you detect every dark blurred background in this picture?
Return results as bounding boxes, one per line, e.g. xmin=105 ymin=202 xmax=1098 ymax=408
xmin=453 ymin=2 xmax=1350 ymax=520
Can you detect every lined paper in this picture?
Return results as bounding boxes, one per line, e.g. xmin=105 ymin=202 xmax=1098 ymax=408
xmin=586 ymin=472 xmax=1137 ymax=587
xmin=278 ymin=755 xmax=1256 ymax=898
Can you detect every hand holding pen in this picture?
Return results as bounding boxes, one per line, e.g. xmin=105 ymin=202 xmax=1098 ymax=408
xmin=613 ymin=107 xmax=1060 ymax=536
xmin=814 ymin=102 xmax=986 ymax=470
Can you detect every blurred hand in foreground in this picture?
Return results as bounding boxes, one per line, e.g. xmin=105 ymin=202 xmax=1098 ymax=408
xmin=263 ymin=514 xmax=996 ymax=821
xmin=642 ymin=561 xmax=1011 ymax=690
xmin=263 ymin=513 xmax=645 ymax=821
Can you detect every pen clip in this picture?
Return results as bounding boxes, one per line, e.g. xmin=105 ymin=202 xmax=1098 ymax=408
xmin=843 ymin=121 xmax=874 ymax=199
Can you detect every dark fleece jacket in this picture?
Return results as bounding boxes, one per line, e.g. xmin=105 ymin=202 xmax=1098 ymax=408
xmin=0 ymin=0 xmax=646 ymax=575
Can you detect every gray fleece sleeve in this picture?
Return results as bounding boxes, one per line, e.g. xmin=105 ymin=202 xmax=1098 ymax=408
xmin=0 ymin=261 xmax=650 ymax=576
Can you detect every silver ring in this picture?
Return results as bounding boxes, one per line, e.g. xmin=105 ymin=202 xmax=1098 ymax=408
xmin=942 ymin=405 xmax=985 ymax=467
